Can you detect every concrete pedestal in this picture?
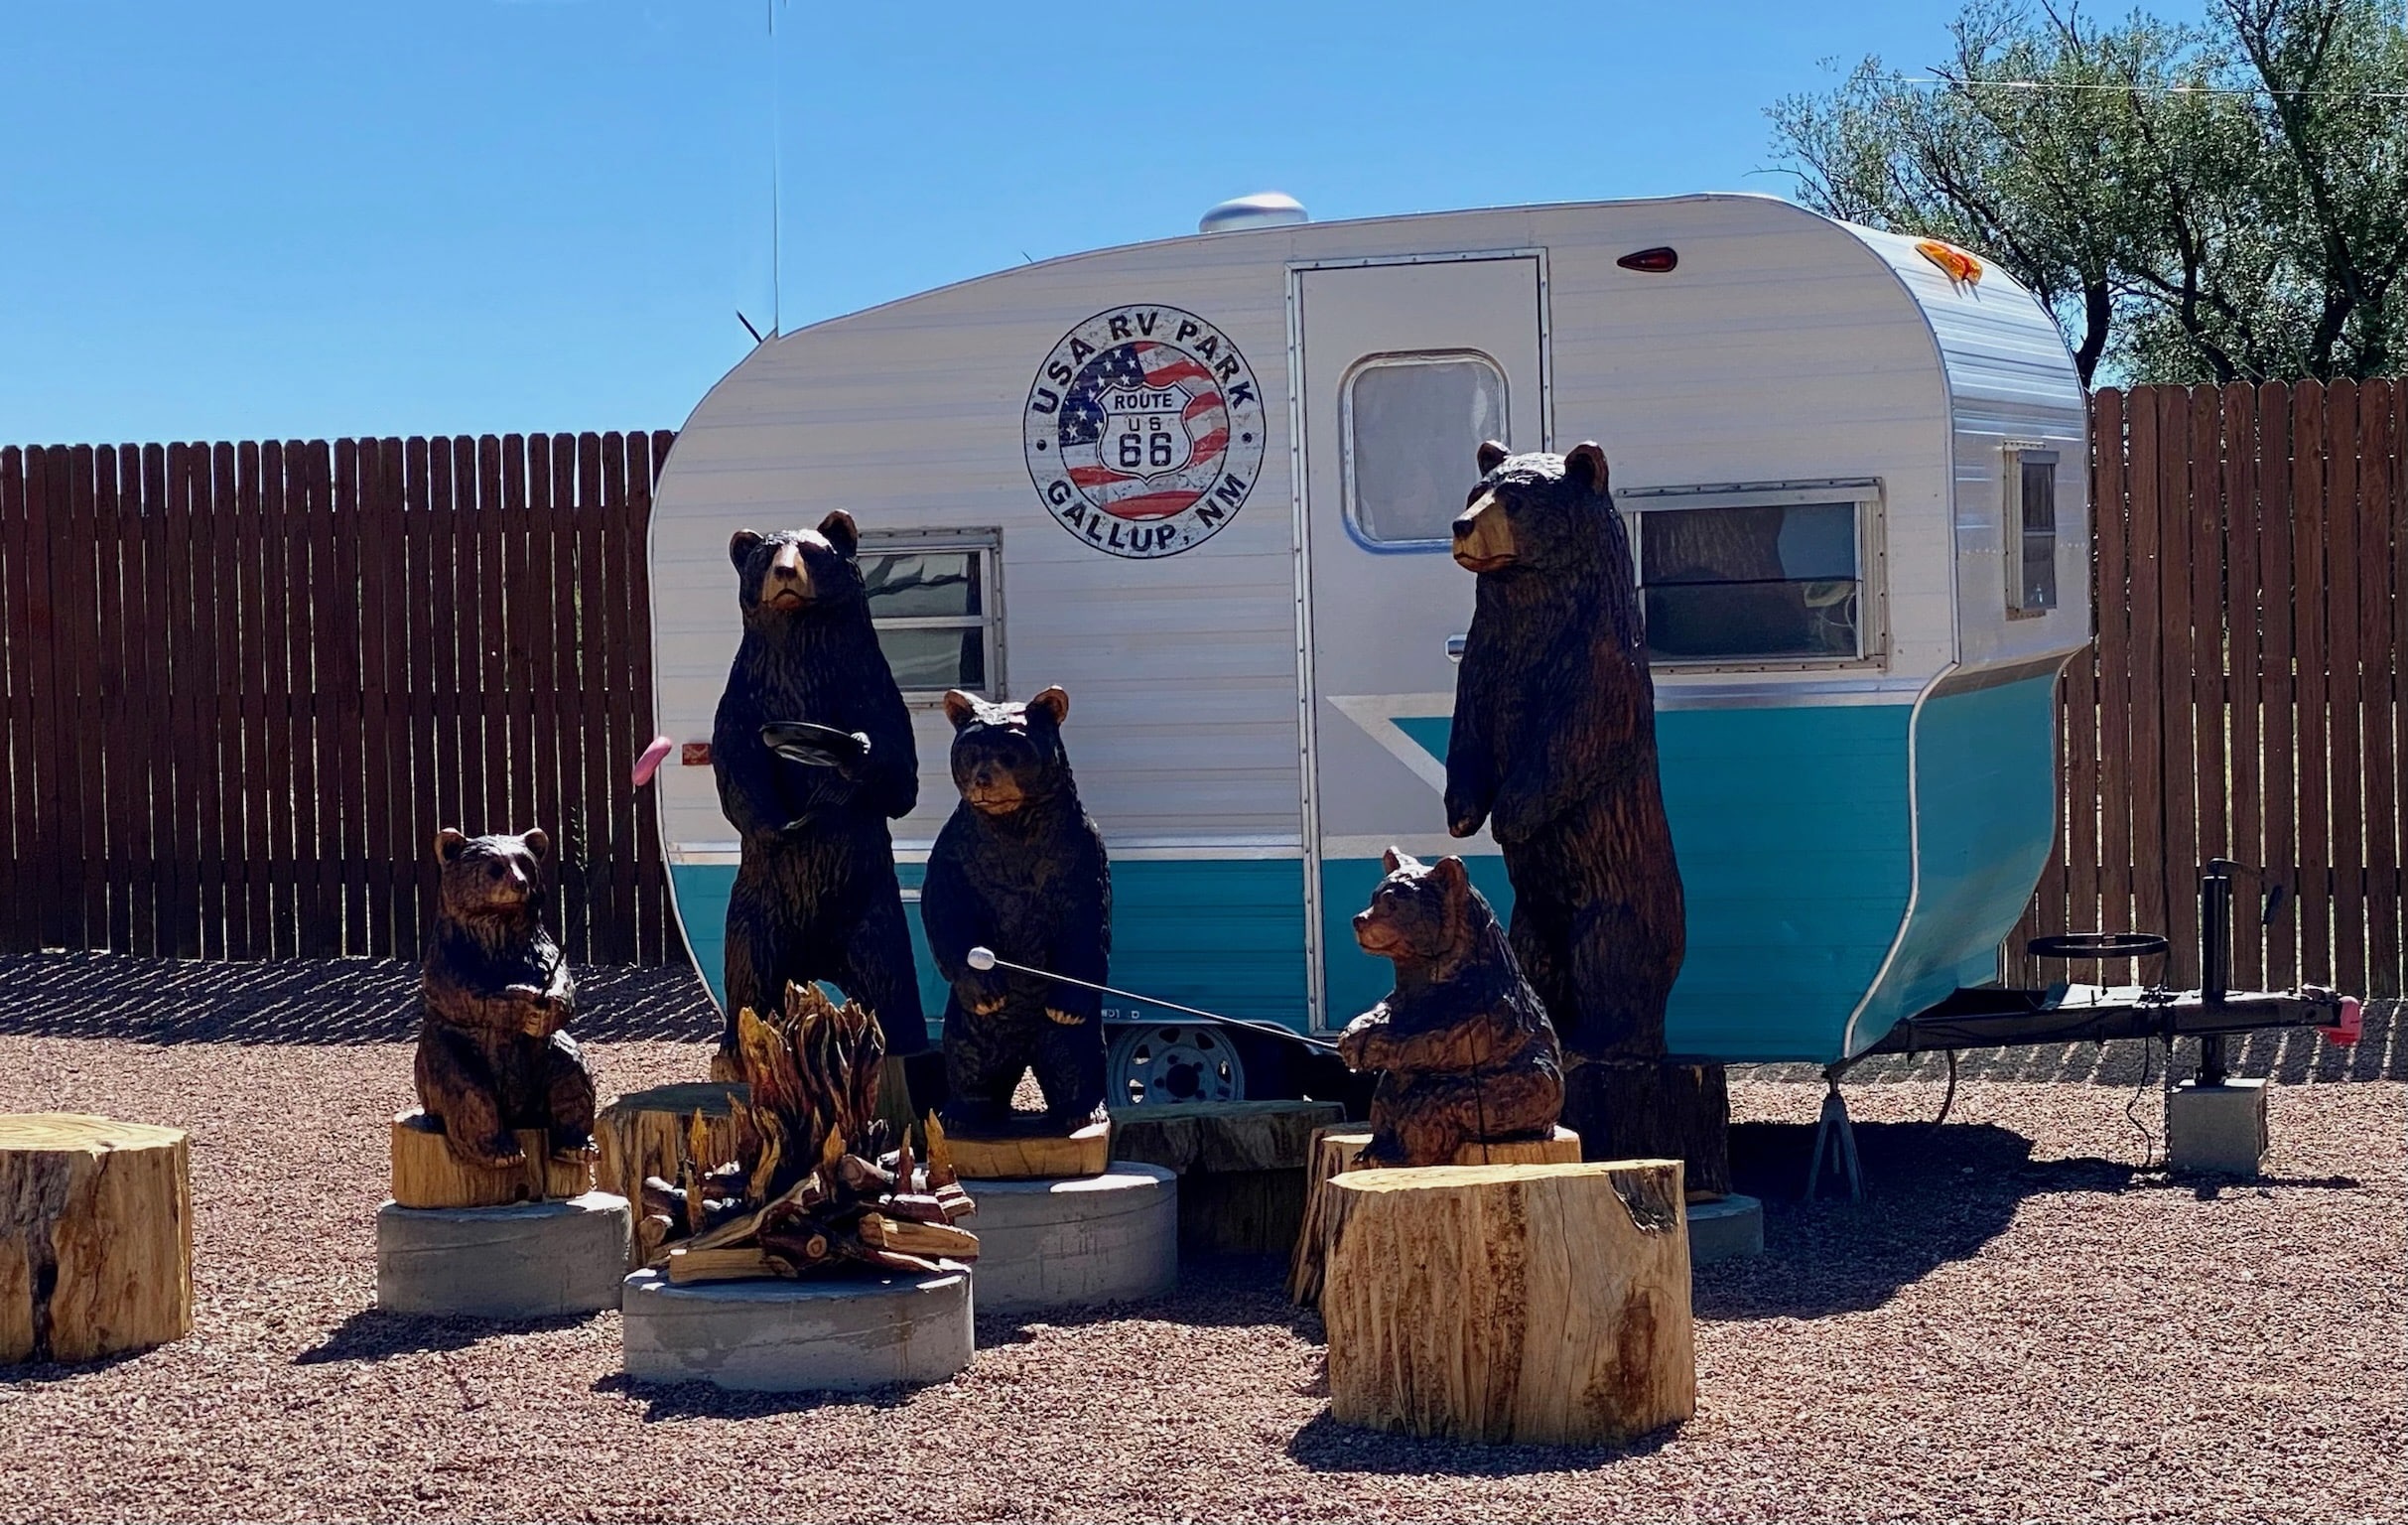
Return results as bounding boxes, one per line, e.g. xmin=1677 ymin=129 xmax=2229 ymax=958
xmin=968 ymin=1164 xmax=1178 ymax=1317
xmin=1687 ymin=1193 xmax=1764 ymax=1266
xmin=2168 ymin=1078 xmax=2269 ymax=1175
xmin=621 ymin=1268 xmax=973 ymax=1393
xmin=376 ymin=1190 xmax=631 ymax=1318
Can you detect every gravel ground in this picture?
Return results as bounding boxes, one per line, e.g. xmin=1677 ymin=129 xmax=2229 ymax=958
xmin=0 ymin=961 xmax=2400 ymax=1523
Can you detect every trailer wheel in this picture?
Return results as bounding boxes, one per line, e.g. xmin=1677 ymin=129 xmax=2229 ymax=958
xmin=1107 ymin=1023 xmax=1247 ymax=1106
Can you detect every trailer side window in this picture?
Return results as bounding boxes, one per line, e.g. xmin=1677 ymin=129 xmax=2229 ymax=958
xmin=858 ymin=531 xmax=1002 ymax=700
xmin=1633 ymin=500 xmax=1864 ymax=663
xmin=2008 ymin=452 xmax=2058 ymax=615
xmin=1342 ymin=352 xmax=1509 ymax=547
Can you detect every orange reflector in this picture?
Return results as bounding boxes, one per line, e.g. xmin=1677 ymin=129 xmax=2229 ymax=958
xmin=1917 ymin=238 xmax=1983 ymax=286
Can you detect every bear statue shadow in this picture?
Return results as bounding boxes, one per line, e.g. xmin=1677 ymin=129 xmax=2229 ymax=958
xmin=413 ymin=827 xmax=598 ymax=1169
xmin=1338 ymin=849 xmax=1563 ymax=1168
xmin=918 ymin=686 xmax=1112 ymax=1135
xmin=1444 ymin=440 xmax=1686 ymax=1063
xmin=712 ymin=511 xmax=928 ymax=1069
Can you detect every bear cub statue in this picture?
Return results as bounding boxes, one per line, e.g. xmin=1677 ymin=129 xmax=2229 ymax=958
xmin=414 ymin=827 xmax=599 ymax=1170
xmin=714 ymin=511 xmax=928 ymax=1078
xmin=919 ymin=686 xmax=1112 ymax=1135
xmin=1338 ymin=849 xmax=1563 ymax=1168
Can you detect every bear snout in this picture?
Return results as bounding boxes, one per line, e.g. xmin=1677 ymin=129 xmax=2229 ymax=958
xmin=1451 ymin=492 xmax=1518 ymax=572
xmin=764 ymin=542 xmax=813 ymax=608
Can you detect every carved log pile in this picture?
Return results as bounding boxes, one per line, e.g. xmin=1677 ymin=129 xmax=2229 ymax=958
xmin=639 ymin=984 xmax=976 ymax=1282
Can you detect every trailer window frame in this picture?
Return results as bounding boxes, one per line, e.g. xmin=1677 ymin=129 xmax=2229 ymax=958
xmin=1618 ymin=479 xmax=1888 ymax=673
xmin=855 ymin=527 xmax=1005 ymax=704
xmin=1337 ymin=347 xmax=1513 ymax=552
xmin=2004 ymin=447 xmax=2059 ymax=618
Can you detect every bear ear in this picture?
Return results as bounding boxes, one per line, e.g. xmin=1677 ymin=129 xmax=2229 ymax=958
xmin=1380 ymin=845 xmax=1403 ymax=872
xmin=1476 ymin=440 xmax=1510 ymax=476
xmin=1381 ymin=845 xmax=1423 ymax=875
xmin=728 ymin=529 xmax=764 ymax=570
xmin=520 ymin=827 xmax=551 ymax=862
xmin=435 ymin=827 xmax=468 ymax=864
xmin=1565 ymin=441 xmax=1611 ymax=495
xmin=942 ymin=690 xmax=980 ymax=730
xmin=1430 ymin=855 xmax=1471 ymax=896
xmin=816 ymin=509 xmax=860 ymax=559
xmin=1028 ymin=685 xmax=1070 ymax=727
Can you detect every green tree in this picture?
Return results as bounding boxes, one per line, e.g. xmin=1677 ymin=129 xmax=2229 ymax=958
xmin=1768 ymin=0 xmax=2408 ymax=385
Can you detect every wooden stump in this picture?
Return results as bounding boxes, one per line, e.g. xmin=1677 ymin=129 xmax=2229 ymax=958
xmin=1286 ymin=1125 xmax=1579 ymax=1306
xmin=1 ymin=1114 xmax=193 ymax=1365
xmin=949 ymin=1119 xmax=1110 ymax=1181
xmin=1561 ymin=1060 xmax=1731 ymax=1198
xmin=1110 ymin=1100 xmax=1344 ymax=1256
xmin=389 ymin=1110 xmax=591 ymax=1209
xmin=1321 ymin=1159 xmax=1693 ymax=1446
xmin=596 ymin=1080 xmax=747 ymax=1182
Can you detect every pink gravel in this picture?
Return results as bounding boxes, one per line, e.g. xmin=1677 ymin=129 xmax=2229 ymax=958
xmin=0 ymin=1018 xmax=2400 ymax=1523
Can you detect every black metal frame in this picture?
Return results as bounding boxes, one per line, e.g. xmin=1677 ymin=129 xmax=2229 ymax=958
xmin=1865 ymin=859 xmax=2352 ymax=1063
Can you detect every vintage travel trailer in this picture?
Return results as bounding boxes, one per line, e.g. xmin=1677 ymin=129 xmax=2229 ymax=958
xmin=646 ymin=192 xmax=2093 ymax=1099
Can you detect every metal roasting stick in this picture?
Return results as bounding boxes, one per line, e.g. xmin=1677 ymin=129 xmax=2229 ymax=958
xmin=964 ymin=946 xmax=1341 ymax=1053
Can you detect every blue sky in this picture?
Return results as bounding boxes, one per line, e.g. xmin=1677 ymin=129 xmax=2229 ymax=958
xmin=0 ymin=1 xmax=2179 ymax=445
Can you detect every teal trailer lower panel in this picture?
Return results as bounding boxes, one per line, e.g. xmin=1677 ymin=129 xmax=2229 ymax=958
xmin=667 ymin=858 xmax=1310 ymax=1046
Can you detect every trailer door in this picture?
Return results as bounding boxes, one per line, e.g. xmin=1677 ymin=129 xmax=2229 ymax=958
xmin=1294 ymin=254 xmax=1547 ymax=1028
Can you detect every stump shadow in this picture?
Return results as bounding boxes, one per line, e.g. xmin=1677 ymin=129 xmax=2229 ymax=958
xmin=1285 ymin=1409 xmax=1677 ymax=1476
xmin=977 ymin=1255 xmax=1322 ymax=1346
xmin=294 ymin=1308 xmax=600 ymax=1364
xmin=590 ymin=1369 xmax=917 ymax=1421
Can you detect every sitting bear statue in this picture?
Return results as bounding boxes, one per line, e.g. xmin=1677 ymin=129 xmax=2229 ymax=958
xmin=414 ymin=827 xmax=598 ymax=1170
xmin=918 ymin=686 xmax=1112 ymax=1135
xmin=1338 ymin=848 xmax=1563 ymax=1168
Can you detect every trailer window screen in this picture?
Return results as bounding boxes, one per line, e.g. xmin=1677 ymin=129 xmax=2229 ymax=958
xmin=1343 ymin=352 xmax=1509 ymax=546
xmin=2010 ymin=455 xmax=2059 ymax=615
xmin=859 ymin=533 xmax=1001 ymax=699
xmin=1636 ymin=501 xmax=1862 ymax=662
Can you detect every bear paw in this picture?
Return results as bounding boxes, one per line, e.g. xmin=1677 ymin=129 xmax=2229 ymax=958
xmin=1043 ymin=1006 xmax=1085 ymax=1028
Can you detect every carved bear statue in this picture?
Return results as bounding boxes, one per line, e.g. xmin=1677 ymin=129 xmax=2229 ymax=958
xmin=919 ymin=686 xmax=1113 ymax=1135
xmin=713 ymin=512 xmax=928 ymax=1076
xmin=1445 ymin=440 xmax=1685 ymax=1062
xmin=1338 ymin=849 xmax=1563 ymax=1169
xmin=413 ymin=827 xmax=599 ymax=1170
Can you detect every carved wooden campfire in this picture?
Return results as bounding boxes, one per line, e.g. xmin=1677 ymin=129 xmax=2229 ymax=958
xmin=639 ymin=983 xmax=977 ymax=1282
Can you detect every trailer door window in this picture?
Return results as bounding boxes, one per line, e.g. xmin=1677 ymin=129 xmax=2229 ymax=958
xmin=1634 ymin=499 xmax=1864 ymax=663
xmin=858 ymin=531 xmax=1002 ymax=699
xmin=1342 ymin=351 xmax=1509 ymax=547
xmin=2008 ymin=452 xmax=2059 ymax=615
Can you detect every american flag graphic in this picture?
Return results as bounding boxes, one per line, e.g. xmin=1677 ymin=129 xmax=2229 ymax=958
xmin=1054 ymin=341 xmax=1230 ymax=520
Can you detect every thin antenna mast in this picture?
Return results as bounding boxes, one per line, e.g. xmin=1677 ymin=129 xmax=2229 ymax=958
xmin=767 ymin=0 xmax=782 ymax=339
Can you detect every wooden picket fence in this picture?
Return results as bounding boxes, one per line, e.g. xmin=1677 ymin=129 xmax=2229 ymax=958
xmin=0 ymin=433 xmax=677 ymax=965
xmin=2008 ymin=378 xmax=2405 ymax=998
xmin=2 ymin=383 xmax=2401 ymax=994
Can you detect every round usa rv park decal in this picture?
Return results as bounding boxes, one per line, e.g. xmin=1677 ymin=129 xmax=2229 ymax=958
xmin=1023 ymin=305 xmax=1266 ymax=558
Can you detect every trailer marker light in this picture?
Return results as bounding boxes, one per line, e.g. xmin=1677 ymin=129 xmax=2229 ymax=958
xmin=680 ymin=741 xmax=713 ymax=766
xmin=2327 ymin=996 xmax=2362 ymax=1045
xmin=1617 ymin=246 xmax=1678 ymax=273
xmin=1916 ymin=238 xmax=1984 ymax=287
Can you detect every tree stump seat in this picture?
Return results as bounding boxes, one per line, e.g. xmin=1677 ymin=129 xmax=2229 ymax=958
xmin=1108 ymin=1100 xmax=1345 ymax=1256
xmin=1 ymin=1113 xmax=193 ymax=1365
xmin=1321 ymin=1159 xmax=1694 ymax=1446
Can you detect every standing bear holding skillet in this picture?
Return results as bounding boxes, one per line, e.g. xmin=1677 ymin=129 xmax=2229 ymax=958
xmin=918 ymin=686 xmax=1113 ymax=1134
xmin=414 ymin=827 xmax=599 ymax=1170
xmin=712 ymin=511 xmax=929 ymax=1077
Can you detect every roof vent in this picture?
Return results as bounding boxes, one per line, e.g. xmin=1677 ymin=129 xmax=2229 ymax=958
xmin=1199 ymin=192 xmax=1309 ymax=234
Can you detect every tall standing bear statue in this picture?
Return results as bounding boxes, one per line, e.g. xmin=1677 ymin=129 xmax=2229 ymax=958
xmin=712 ymin=512 xmax=930 ymax=1083
xmin=1446 ymin=441 xmax=1728 ymax=1190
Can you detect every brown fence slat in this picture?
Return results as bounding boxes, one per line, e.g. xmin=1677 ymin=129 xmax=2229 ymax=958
xmin=0 ymin=450 xmax=31 ymax=951
xmin=600 ymin=433 xmax=635 ymax=965
xmin=403 ymin=436 xmax=439 ymax=951
xmin=2188 ymin=385 xmax=2226 ymax=922
xmin=500 ymin=436 xmax=533 ymax=852
xmin=575 ymin=432 xmax=612 ymax=963
xmin=2367 ymin=381 xmax=2403 ymax=993
xmin=332 ymin=439 xmax=370 ymax=951
xmin=357 ymin=440 xmax=399 ymax=953
xmin=2326 ymin=382 xmax=2366 ymax=992
xmin=630 ymin=430 xmax=668 ymax=964
xmin=475 ymin=435 xmax=509 ymax=837
xmin=526 ymin=438 xmax=564 ymax=931
xmin=63 ymin=447 xmax=105 ymax=949
xmin=2294 ymin=384 xmax=2334 ymax=983
xmin=104 ymin=448 xmax=153 ymax=954
xmin=2223 ymin=386 xmax=2264 ymax=986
